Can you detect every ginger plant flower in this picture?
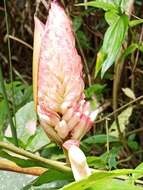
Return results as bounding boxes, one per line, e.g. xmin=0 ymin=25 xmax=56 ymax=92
xmin=33 ymin=0 xmax=98 ymax=145
xmin=33 ymin=0 xmax=99 ymax=181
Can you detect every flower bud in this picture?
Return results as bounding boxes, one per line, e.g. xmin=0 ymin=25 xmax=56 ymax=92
xmin=33 ymin=0 xmax=99 ymax=144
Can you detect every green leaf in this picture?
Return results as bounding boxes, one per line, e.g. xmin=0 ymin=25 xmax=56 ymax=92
xmin=101 ymin=147 xmax=121 ymax=169
xmin=15 ymin=101 xmax=37 ymax=144
xmin=85 ymin=84 xmax=106 ymax=99
xmin=105 ymin=11 xmax=120 ymax=25
xmin=95 ymin=51 xmax=107 ymax=77
xmin=61 ymin=169 xmax=143 ymax=190
xmin=5 ymin=101 xmax=37 ymax=145
xmin=26 ymin=127 xmax=50 ymax=152
xmin=77 ymin=31 xmax=91 ymax=49
xmin=138 ymin=44 xmax=143 ymax=52
xmin=73 ymin=16 xmax=83 ymax=32
xmin=2 ymin=81 xmax=32 ymax=110
xmin=109 ymin=107 xmax=133 ymax=137
xmin=129 ymin=19 xmax=143 ymax=27
xmin=122 ymin=88 xmax=136 ymax=100
xmin=87 ymin=156 xmax=106 ymax=169
xmin=127 ymin=140 xmax=139 ymax=151
xmin=77 ymin=1 xmax=119 ymax=12
xmin=23 ymin=180 xmax=69 ymax=190
xmin=40 ymin=145 xmax=65 ymax=160
xmin=83 ymin=134 xmax=118 ymax=145
xmin=0 ymin=100 xmax=8 ymax=137
xmin=96 ymin=15 xmax=129 ymax=77
xmin=87 ymin=179 xmax=143 ymax=190
xmin=32 ymin=170 xmax=73 ymax=186
xmin=133 ymin=162 xmax=143 ymax=181
xmin=22 ymin=170 xmax=73 ymax=190
xmin=121 ymin=43 xmax=138 ymax=60
xmin=0 ymin=171 xmax=35 ymax=190
xmin=5 ymin=102 xmax=50 ymax=151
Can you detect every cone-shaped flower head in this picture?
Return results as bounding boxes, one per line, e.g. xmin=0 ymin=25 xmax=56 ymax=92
xmin=33 ymin=0 xmax=98 ymax=144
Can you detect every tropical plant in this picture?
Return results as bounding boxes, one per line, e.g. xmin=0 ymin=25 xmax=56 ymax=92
xmin=0 ymin=0 xmax=143 ymax=189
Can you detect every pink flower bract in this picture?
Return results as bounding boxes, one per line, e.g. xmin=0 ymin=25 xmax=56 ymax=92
xmin=33 ymin=1 xmax=96 ymax=143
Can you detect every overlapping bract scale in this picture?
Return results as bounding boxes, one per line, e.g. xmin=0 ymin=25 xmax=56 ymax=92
xmin=33 ymin=1 xmax=96 ymax=142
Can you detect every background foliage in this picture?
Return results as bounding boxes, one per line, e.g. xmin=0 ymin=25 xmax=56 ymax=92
xmin=0 ymin=0 xmax=143 ymax=189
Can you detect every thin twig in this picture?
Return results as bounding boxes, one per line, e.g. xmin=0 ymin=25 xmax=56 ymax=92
xmin=105 ymin=119 xmax=109 ymax=153
xmin=126 ymin=127 xmax=143 ymax=137
xmin=132 ymin=26 xmax=143 ymax=74
xmin=75 ymin=34 xmax=92 ymax=86
xmin=0 ymin=6 xmax=4 ymax=11
xmin=131 ymin=14 xmax=142 ymax=20
xmin=94 ymin=95 xmax=143 ymax=124
xmin=41 ymin=0 xmax=50 ymax=10
xmin=13 ymin=67 xmax=28 ymax=85
xmin=131 ymin=26 xmax=143 ymax=90
xmin=8 ymin=35 xmax=33 ymax=50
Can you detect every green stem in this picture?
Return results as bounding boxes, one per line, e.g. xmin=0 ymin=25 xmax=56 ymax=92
xmin=0 ymin=66 xmax=18 ymax=146
xmin=0 ymin=141 xmax=71 ymax=173
xmin=105 ymin=119 xmax=109 ymax=154
xmin=63 ymin=147 xmax=70 ymax=166
xmin=3 ymin=0 xmax=18 ymax=146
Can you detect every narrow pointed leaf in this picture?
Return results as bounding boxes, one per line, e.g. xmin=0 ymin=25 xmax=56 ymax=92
xmin=129 ymin=19 xmax=143 ymax=27
xmin=121 ymin=43 xmax=138 ymax=60
xmin=122 ymin=88 xmax=136 ymax=100
xmin=95 ymin=15 xmax=129 ymax=77
xmin=77 ymin=1 xmax=119 ymax=12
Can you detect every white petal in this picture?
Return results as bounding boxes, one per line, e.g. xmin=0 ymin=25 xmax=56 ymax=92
xmin=68 ymin=145 xmax=91 ymax=181
xmin=55 ymin=120 xmax=69 ymax=139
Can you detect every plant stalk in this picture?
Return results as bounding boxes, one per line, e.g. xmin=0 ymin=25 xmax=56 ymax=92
xmin=1 ymin=158 xmax=143 ymax=186
xmin=0 ymin=66 xmax=18 ymax=146
xmin=0 ymin=141 xmax=71 ymax=173
xmin=3 ymin=0 xmax=18 ymax=146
